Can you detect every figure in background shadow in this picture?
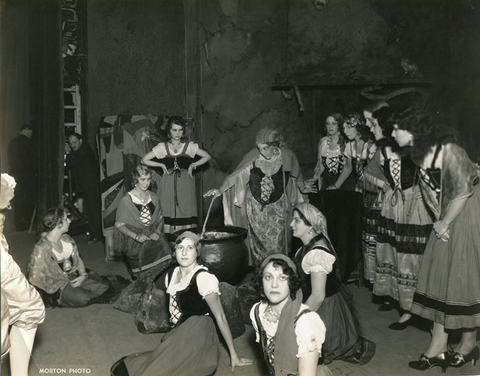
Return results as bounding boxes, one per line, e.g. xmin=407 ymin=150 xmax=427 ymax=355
xmin=8 ymin=124 xmax=37 ymax=231
xmin=390 ymin=110 xmax=480 ymax=373
xmin=1 ymin=174 xmax=45 ymax=376
xmin=291 ymin=202 xmax=375 ymax=365
xmin=250 ymin=254 xmax=331 ymax=376
xmin=141 ymin=116 xmax=211 ymax=233
xmin=111 ymin=231 xmax=252 ymax=376
xmin=66 ymin=132 xmax=103 ymax=243
xmin=28 ymin=207 xmax=114 ymax=307
xmin=313 ymin=113 xmax=355 ymax=191
xmin=205 ymin=128 xmax=314 ymax=269
xmin=114 ymin=165 xmax=172 ymax=278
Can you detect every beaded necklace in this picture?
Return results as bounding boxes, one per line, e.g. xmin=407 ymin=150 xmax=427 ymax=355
xmin=264 ymin=305 xmax=281 ymax=323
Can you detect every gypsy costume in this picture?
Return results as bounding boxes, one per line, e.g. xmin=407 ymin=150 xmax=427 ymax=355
xmin=365 ymin=146 xmax=433 ymax=310
xmin=114 ymin=191 xmax=172 ymax=276
xmin=250 ymin=291 xmax=331 ymax=376
xmin=411 ymin=143 xmax=480 ymax=329
xmin=151 ymin=141 xmax=199 ymax=233
xmin=111 ymin=265 xmax=222 ymax=376
xmin=220 ymin=146 xmax=304 ymax=268
xmin=314 ymin=136 xmax=355 ymax=191
xmin=344 ymin=140 xmax=369 ymax=193
xmin=28 ymin=234 xmax=109 ymax=307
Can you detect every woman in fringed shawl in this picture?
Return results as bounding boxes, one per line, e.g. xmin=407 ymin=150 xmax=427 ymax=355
xmin=28 ymin=207 xmax=110 ymax=307
xmin=389 ymin=110 xmax=480 ymax=373
xmin=291 ymin=203 xmax=376 ymax=365
xmin=114 ymin=165 xmax=172 ymax=278
xmin=250 ymin=254 xmax=331 ymax=376
xmin=204 ymin=128 xmax=313 ymax=269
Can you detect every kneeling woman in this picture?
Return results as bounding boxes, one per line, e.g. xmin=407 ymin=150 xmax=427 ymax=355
xmin=250 ymin=254 xmax=331 ymax=376
xmin=111 ymin=231 xmax=252 ymax=376
xmin=28 ymin=208 xmax=110 ymax=307
xmin=292 ymin=203 xmax=375 ymax=365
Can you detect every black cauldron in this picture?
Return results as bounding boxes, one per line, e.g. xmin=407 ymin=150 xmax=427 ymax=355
xmin=172 ymin=226 xmax=249 ymax=285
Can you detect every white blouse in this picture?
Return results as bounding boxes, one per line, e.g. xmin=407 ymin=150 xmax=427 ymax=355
xmin=297 ymin=248 xmax=336 ymax=275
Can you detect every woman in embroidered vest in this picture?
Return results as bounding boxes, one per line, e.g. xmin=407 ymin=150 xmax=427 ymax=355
xmin=291 ymin=203 xmax=376 ymax=365
xmin=141 ymin=116 xmax=211 ymax=233
xmin=313 ymin=113 xmax=354 ymax=191
xmin=28 ymin=207 xmax=110 ymax=307
xmin=111 ymin=231 xmax=252 ymax=376
xmin=364 ymin=112 xmax=433 ymax=329
xmin=114 ymin=165 xmax=172 ymax=278
xmin=361 ymin=102 xmax=392 ymax=285
xmin=250 ymin=254 xmax=331 ymax=376
xmin=389 ymin=110 xmax=480 ymax=373
xmin=204 ymin=127 xmax=313 ymax=269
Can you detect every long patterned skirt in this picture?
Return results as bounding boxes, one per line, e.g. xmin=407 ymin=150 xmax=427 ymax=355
xmin=373 ymin=185 xmax=433 ymax=311
xmin=362 ymin=190 xmax=383 ymax=283
xmin=411 ymin=184 xmax=480 ymax=329
xmin=246 ymin=189 xmax=287 ymax=269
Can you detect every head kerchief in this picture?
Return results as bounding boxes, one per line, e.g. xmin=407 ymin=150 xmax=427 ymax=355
xmin=255 ymin=128 xmax=283 ymax=145
xmin=260 ymin=253 xmax=297 ymax=274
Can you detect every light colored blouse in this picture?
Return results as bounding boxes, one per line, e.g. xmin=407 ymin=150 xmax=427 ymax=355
xmin=152 ymin=141 xmax=199 ymax=159
xmin=299 ymin=248 xmax=336 ymax=275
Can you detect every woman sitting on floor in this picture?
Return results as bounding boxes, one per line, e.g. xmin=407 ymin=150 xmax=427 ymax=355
xmin=250 ymin=253 xmax=331 ymax=376
xmin=111 ymin=231 xmax=252 ymax=376
xmin=28 ymin=208 xmax=112 ymax=307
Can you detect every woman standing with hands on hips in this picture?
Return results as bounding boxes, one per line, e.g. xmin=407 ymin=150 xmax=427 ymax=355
xmin=389 ymin=110 xmax=480 ymax=373
xmin=142 ymin=116 xmax=211 ymax=233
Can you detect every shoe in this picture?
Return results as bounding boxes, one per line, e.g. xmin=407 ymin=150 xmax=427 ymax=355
xmin=378 ymin=302 xmax=394 ymax=311
xmin=409 ymin=352 xmax=450 ymax=373
xmin=388 ymin=317 xmax=411 ymax=330
xmin=450 ymin=346 xmax=479 ymax=368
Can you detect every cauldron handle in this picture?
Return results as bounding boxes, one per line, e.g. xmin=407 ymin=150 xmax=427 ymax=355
xmin=200 ymin=195 xmax=218 ymax=240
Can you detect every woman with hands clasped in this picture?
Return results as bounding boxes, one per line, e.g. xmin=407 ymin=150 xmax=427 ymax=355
xmin=111 ymin=231 xmax=252 ymax=376
xmin=390 ymin=110 xmax=480 ymax=373
xmin=141 ymin=116 xmax=210 ymax=233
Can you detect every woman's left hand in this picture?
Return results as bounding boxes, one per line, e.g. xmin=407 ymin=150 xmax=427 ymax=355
xmin=433 ymin=220 xmax=449 ymax=241
xmin=188 ymin=164 xmax=196 ymax=177
xmin=149 ymin=233 xmax=160 ymax=241
xmin=70 ymin=274 xmax=87 ymax=288
xmin=230 ymin=354 xmax=253 ymax=371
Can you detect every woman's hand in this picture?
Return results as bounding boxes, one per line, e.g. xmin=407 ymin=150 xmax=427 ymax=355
xmin=188 ymin=163 xmax=196 ymax=177
xmin=230 ymin=353 xmax=252 ymax=371
xmin=204 ymin=189 xmax=221 ymax=198
xmin=326 ymin=184 xmax=338 ymax=190
xmin=149 ymin=233 xmax=160 ymax=241
xmin=70 ymin=274 xmax=87 ymax=288
xmin=434 ymin=220 xmax=450 ymax=242
xmin=381 ymin=183 xmax=392 ymax=193
xmin=135 ymin=234 xmax=150 ymax=243
xmin=300 ymin=179 xmax=318 ymax=194
xmin=158 ymin=163 xmax=169 ymax=175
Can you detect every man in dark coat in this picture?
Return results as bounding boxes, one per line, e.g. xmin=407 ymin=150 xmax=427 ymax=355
xmin=66 ymin=133 xmax=103 ymax=243
xmin=8 ymin=124 xmax=37 ymax=230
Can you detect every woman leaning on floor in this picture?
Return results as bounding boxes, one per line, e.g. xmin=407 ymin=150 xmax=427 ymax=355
xmin=390 ymin=109 xmax=480 ymax=373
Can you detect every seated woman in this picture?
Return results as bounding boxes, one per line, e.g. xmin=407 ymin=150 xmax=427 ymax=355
xmin=114 ymin=165 xmax=172 ymax=278
xmin=250 ymin=254 xmax=331 ymax=376
xmin=291 ymin=202 xmax=375 ymax=365
xmin=28 ymin=208 xmax=110 ymax=307
xmin=111 ymin=231 xmax=252 ymax=376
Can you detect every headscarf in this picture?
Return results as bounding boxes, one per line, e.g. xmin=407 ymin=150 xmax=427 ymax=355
xmin=260 ymin=253 xmax=297 ymax=274
xmin=255 ymin=128 xmax=283 ymax=145
xmin=294 ymin=202 xmax=335 ymax=250
xmin=175 ymin=231 xmax=200 ymax=245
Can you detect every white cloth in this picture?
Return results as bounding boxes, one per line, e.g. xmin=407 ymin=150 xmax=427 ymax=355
xmin=250 ymin=301 xmax=326 ymax=358
xmin=152 ymin=141 xmax=199 ymax=159
xmin=300 ymin=248 xmax=336 ymax=275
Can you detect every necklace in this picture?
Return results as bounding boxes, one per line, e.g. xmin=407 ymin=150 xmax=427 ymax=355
xmin=265 ymin=305 xmax=281 ymax=322
xmin=169 ymin=142 xmax=182 ymax=154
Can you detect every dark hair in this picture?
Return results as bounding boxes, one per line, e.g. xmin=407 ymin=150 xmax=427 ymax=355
xmin=20 ymin=124 xmax=32 ymax=131
xmin=254 ymin=258 xmax=301 ymax=301
xmin=392 ymin=108 xmax=458 ymax=164
xmin=67 ymin=132 xmax=82 ymax=141
xmin=342 ymin=113 xmax=370 ymax=142
xmin=42 ymin=207 xmax=66 ymax=232
xmin=166 ymin=116 xmax=189 ymax=142
xmin=293 ymin=208 xmax=312 ymax=227
xmin=131 ymin=165 xmax=152 ymax=187
xmin=325 ymin=113 xmax=346 ymax=149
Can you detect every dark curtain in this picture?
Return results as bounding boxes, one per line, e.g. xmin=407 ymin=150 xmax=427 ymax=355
xmin=29 ymin=0 xmax=64 ymax=217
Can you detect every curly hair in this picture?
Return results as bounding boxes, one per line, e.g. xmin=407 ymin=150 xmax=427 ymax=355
xmin=42 ymin=207 xmax=66 ymax=232
xmin=131 ymin=165 xmax=152 ymax=187
xmin=254 ymin=258 xmax=301 ymax=301
xmin=166 ymin=116 xmax=189 ymax=142
xmin=392 ymin=108 xmax=458 ymax=164
xmin=342 ymin=113 xmax=370 ymax=142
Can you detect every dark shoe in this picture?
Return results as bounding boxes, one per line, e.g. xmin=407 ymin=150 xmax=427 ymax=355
xmin=388 ymin=319 xmax=411 ymax=330
xmin=450 ymin=346 xmax=479 ymax=368
xmin=409 ymin=352 xmax=450 ymax=373
xmin=344 ymin=337 xmax=376 ymax=365
xmin=378 ymin=302 xmax=394 ymax=311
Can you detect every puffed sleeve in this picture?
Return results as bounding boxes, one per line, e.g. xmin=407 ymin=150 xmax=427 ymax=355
xmin=302 ymin=248 xmax=335 ymax=275
xmin=185 ymin=142 xmax=199 ymax=158
xmin=249 ymin=302 xmax=261 ymax=343
xmin=196 ymin=271 xmax=220 ymax=298
xmin=295 ymin=310 xmax=326 ymax=357
xmin=152 ymin=143 xmax=167 ymax=159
